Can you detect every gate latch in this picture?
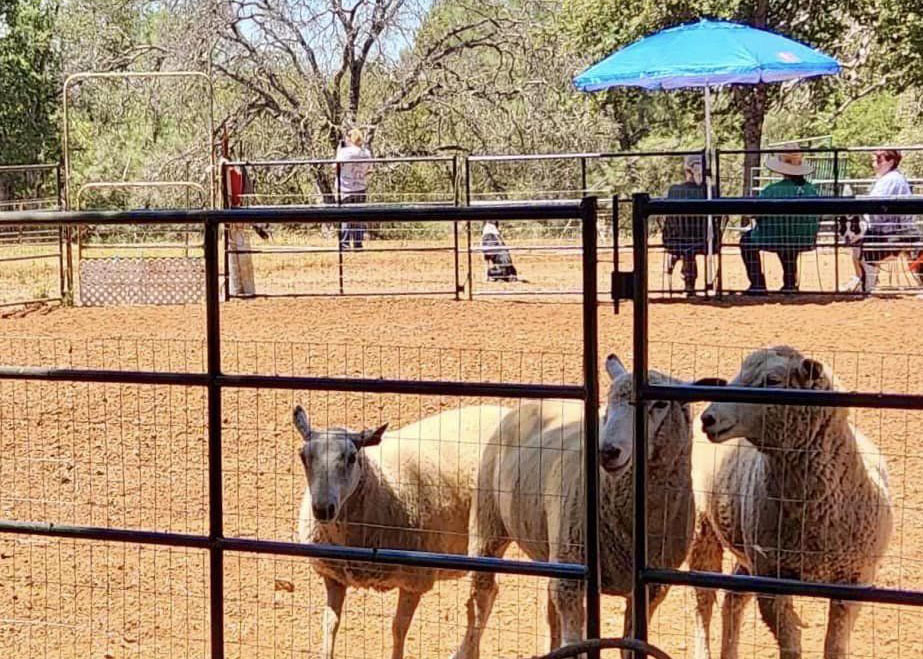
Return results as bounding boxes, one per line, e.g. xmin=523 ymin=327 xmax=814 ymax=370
xmin=612 ymin=269 xmax=635 ymax=302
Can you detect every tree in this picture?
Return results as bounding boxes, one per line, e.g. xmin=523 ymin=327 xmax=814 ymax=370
xmin=172 ymin=0 xmax=510 ymax=201
xmin=563 ymin=0 xmax=864 ymax=193
xmin=0 ymin=0 xmax=59 ymax=165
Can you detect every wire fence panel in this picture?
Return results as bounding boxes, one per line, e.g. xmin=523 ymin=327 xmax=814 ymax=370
xmin=0 ymin=201 xmax=602 ymax=659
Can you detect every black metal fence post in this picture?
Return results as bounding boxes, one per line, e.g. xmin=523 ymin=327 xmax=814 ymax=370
xmin=631 ymin=193 xmax=650 ymax=654
xmin=613 ymin=195 xmax=620 ymax=314
xmin=580 ymin=196 xmax=602 ymax=659
xmin=205 ymin=218 xmax=225 ymax=659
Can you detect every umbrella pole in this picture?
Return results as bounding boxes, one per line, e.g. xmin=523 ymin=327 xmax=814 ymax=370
xmin=704 ymin=85 xmax=716 ymax=292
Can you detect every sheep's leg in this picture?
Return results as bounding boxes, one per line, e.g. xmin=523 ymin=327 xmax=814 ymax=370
xmin=621 ymin=585 xmax=669 ymax=659
xmin=823 ymin=599 xmax=860 ymax=659
xmin=689 ymin=514 xmax=723 ymax=659
xmin=720 ymin=565 xmax=753 ymax=659
xmin=321 ymin=577 xmax=346 ymax=659
xmin=756 ymin=594 xmax=802 ymax=659
xmin=547 ymin=583 xmax=562 ymax=650
xmin=452 ymin=537 xmax=510 ymax=659
xmin=549 ymin=578 xmax=584 ymax=648
xmin=390 ymin=589 xmax=422 ymax=659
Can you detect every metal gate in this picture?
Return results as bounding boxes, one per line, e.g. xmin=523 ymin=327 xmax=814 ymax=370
xmin=627 ymin=192 xmax=923 ymax=649
xmin=0 ymin=199 xmax=604 ymax=658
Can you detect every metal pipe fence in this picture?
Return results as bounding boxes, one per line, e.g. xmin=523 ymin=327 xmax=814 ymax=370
xmin=219 ymin=157 xmax=462 ymax=299
xmin=628 ymin=192 xmax=923 ymax=652
xmin=0 ymin=199 xmax=603 ymax=659
xmin=0 ymin=163 xmax=66 ymax=305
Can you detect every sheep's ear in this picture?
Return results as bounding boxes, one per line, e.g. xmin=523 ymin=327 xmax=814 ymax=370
xmin=355 ymin=423 xmax=388 ymax=449
xmin=800 ymin=358 xmax=825 ymax=383
xmin=605 ymin=354 xmax=627 ymax=380
xmin=293 ymin=406 xmax=312 ymax=441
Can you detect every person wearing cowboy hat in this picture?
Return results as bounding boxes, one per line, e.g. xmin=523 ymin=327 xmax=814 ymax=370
xmin=739 ymin=151 xmax=820 ymax=295
xmin=663 ymin=154 xmax=720 ymax=296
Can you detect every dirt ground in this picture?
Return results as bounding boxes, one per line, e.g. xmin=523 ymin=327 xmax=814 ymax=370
xmin=2 ymin=243 xmax=923 ymax=658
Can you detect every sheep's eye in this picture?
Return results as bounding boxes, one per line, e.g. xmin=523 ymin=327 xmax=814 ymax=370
xmin=652 ymin=400 xmax=669 ymax=409
xmin=347 ymin=454 xmax=357 ymax=466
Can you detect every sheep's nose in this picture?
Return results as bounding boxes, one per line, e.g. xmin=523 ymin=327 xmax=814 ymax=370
xmin=701 ymin=412 xmax=716 ymax=429
xmin=313 ymin=503 xmax=336 ymax=521
xmin=601 ymin=446 xmax=621 ymax=460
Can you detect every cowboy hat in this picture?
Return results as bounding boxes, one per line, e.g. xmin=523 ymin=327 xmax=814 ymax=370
xmin=764 ymin=152 xmax=813 ymax=176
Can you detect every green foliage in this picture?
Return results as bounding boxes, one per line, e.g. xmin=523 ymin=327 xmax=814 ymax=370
xmin=0 ymin=0 xmax=60 ymax=165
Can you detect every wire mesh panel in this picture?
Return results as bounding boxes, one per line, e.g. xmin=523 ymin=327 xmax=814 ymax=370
xmin=79 ymin=257 xmax=206 ymax=306
xmin=0 ymin=166 xmax=63 ymax=307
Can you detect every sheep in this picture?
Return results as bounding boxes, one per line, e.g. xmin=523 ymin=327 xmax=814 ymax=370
xmin=293 ymin=403 xmax=512 ymax=659
xmin=452 ymin=354 xmax=717 ymax=659
xmin=689 ymin=345 xmax=893 ymax=659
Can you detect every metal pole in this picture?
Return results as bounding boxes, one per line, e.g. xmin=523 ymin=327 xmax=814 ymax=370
xmin=581 ymin=157 xmax=588 ymax=197
xmin=833 ymin=149 xmax=840 ymax=197
xmin=631 ymin=193 xmax=650 ymax=653
xmin=204 ymin=218 xmax=225 ymax=659
xmin=453 ymin=221 xmax=461 ymax=301
xmin=580 ymin=196 xmax=602 ymax=659
xmin=219 ymin=162 xmax=231 ymax=300
xmin=613 ymin=195 xmax=620 ymax=314
xmin=464 ymin=157 xmax=471 ymax=207
xmin=704 ymin=87 xmax=715 ymax=295
xmin=466 ymin=220 xmax=474 ymax=301
xmin=715 ymin=150 xmax=724 ymax=299
xmin=453 ymin=157 xmax=461 ymax=301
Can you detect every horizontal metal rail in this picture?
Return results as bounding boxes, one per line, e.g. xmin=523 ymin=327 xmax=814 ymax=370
xmin=0 ymin=253 xmax=60 ymax=263
xmin=242 ymin=290 xmax=458 ymax=299
xmin=222 ymin=538 xmax=587 ymax=579
xmin=0 ymin=163 xmax=60 ymax=173
xmin=644 ymin=383 xmax=923 ymax=410
xmin=219 ymin=373 xmax=585 ymax=400
xmin=226 ymin=155 xmax=455 ymax=167
xmin=230 ymin=245 xmax=457 ymax=256
xmin=0 ymin=202 xmax=584 ymax=227
xmin=468 ymin=149 xmax=704 ymax=163
xmin=0 ymin=519 xmax=586 ymax=579
xmin=646 ymin=197 xmax=923 ymax=216
xmin=645 ymin=568 xmax=923 ymax=607
xmin=0 ymin=366 xmax=584 ymax=400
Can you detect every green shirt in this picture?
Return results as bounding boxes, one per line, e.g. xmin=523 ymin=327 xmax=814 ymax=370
xmin=749 ymin=178 xmax=820 ymax=250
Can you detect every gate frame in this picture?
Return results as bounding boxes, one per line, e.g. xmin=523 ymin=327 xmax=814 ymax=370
xmin=61 ymin=70 xmax=217 ymax=211
xmin=0 ymin=199 xmax=603 ymax=659
xmin=219 ymin=156 xmax=463 ymax=300
xmin=0 ymin=162 xmax=67 ymax=305
xmin=628 ymin=192 xmax=923 ymax=649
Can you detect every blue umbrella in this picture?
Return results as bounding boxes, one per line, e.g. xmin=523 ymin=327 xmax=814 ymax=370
xmin=574 ymin=19 xmax=840 ymax=284
xmin=574 ymin=19 xmax=840 ymax=92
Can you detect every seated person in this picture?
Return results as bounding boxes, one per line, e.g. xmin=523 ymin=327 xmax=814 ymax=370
xmin=663 ymin=154 xmax=720 ymax=296
xmin=856 ymin=149 xmax=921 ymax=291
xmin=740 ymin=152 xmax=820 ymax=295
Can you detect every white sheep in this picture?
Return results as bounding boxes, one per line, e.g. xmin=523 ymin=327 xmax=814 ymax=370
xmin=452 ymin=355 xmax=714 ymax=658
xmin=690 ymin=345 xmax=893 ymax=659
xmin=293 ymin=403 xmax=511 ymax=659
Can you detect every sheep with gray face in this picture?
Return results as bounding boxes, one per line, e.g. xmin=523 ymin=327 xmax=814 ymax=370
xmin=294 ymin=404 xmax=511 ymax=659
xmin=452 ymin=355 xmax=714 ymax=659
xmin=690 ymin=346 xmax=893 ymax=659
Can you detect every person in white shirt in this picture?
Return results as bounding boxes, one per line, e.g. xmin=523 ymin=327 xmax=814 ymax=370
xmin=336 ymin=128 xmax=372 ymax=250
xmin=854 ymin=149 xmax=919 ymax=291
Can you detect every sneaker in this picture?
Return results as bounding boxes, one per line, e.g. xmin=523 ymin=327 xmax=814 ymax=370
xmin=844 ymin=276 xmax=862 ymax=293
xmin=743 ymin=286 xmax=768 ymax=296
xmin=780 ymin=286 xmax=798 ymax=295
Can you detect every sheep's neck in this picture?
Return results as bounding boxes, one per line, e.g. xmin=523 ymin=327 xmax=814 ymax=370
xmin=327 ymin=456 xmax=392 ymax=544
xmin=759 ymin=410 xmax=869 ymax=501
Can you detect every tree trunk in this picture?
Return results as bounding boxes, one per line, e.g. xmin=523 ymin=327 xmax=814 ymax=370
xmin=740 ymin=83 xmax=768 ymax=196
